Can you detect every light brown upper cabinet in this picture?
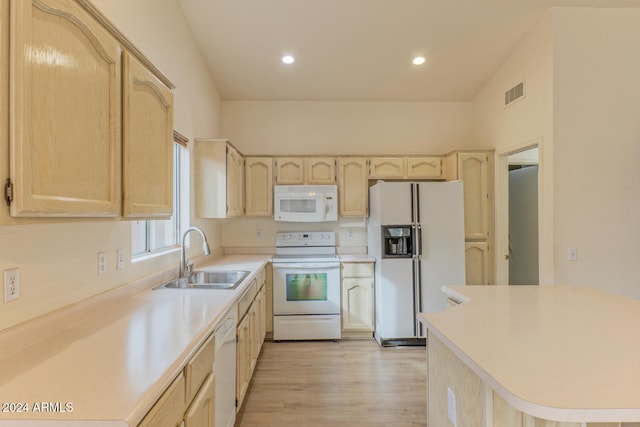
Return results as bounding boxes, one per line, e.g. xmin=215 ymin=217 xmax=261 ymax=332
xmin=274 ymin=157 xmax=336 ymax=184
xmin=195 ymin=139 xmax=244 ymax=218
xmin=369 ymin=156 xmax=444 ymax=180
xmin=305 ymin=157 xmax=336 ymax=184
xmin=245 ymin=157 xmax=273 ymax=217
xmin=368 ymin=158 xmax=405 ymax=179
xmin=337 ymin=157 xmax=368 ymax=217
xmin=446 ymin=152 xmax=491 ymax=240
xmin=122 ymin=52 xmax=174 ymax=218
xmin=407 ymin=157 xmax=444 ymax=179
xmin=446 ymin=151 xmax=494 ymax=285
xmin=7 ymin=0 xmax=175 ymax=219
xmin=9 ymin=0 xmax=122 ymax=217
xmin=226 ymin=144 xmax=244 ymax=217
xmin=274 ymin=157 xmax=304 ymax=184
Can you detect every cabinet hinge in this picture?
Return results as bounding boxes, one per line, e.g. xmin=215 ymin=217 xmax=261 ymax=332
xmin=4 ymin=179 xmax=13 ymax=206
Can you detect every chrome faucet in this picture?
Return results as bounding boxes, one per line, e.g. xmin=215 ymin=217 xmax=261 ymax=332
xmin=180 ymin=226 xmax=211 ymax=278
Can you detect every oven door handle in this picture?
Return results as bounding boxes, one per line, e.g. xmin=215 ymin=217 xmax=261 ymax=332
xmin=272 ymin=262 xmax=340 ymax=269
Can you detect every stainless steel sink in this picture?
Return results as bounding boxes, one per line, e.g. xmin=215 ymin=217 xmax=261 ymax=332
xmin=155 ymin=270 xmax=250 ymax=290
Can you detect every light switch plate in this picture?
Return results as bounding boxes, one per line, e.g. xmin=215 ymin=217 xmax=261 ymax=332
xmin=116 ymin=249 xmax=125 ymax=271
xmin=98 ymin=252 xmax=107 ymax=275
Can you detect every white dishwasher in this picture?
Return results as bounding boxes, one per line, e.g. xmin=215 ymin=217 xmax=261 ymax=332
xmin=214 ymin=309 xmax=237 ymax=427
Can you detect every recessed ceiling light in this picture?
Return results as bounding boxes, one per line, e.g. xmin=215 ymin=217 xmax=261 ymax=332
xmin=282 ymin=55 xmax=295 ymax=64
xmin=412 ymin=56 xmax=426 ymax=65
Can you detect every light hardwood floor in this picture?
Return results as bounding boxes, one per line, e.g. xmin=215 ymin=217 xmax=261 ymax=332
xmin=236 ymin=339 xmax=427 ymax=427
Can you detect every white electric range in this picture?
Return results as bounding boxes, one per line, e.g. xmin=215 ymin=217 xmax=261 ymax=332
xmin=271 ymin=231 xmax=341 ymax=341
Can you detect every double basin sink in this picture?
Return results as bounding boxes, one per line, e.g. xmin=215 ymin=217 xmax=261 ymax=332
xmin=156 ymin=270 xmax=250 ymax=290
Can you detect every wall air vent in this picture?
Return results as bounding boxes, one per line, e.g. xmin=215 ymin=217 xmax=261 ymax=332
xmin=504 ymin=81 xmax=525 ymax=107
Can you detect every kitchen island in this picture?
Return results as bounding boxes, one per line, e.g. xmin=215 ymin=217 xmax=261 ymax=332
xmin=419 ymin=285 xmax=640 ymax=427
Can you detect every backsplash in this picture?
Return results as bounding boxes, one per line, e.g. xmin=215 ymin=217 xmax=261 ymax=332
xmin=221 ymin=217 xmax=368 ymax=252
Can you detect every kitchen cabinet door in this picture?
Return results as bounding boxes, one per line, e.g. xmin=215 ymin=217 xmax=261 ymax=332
xmin=122 ymin=51 xmax=174 ymax=218
xmin=226 ymin=145 xmax=244 ymax=217
xmin=138 ymin=374 xmax=185 ymax=427
xmin=275 ymin=157 xmax=304 ymax=184
xmin=265 ymin=263 xmax=273 ymax=334
xmin=341 ymin=262 xmax=374 ymax=333
xmin=184 ymin=373 xmax=215 ymax=427
xmin=407 ymin=157 xmax=443 ymax=179
xmin=305 ymin=157 xmax=336 ymax=184
xmin=337 ymin=157 xmax=368 ymax=217
xmin=342 ymin=278 xmax=374 ymax=331
xmin=458 ymin=153 xmax=490 ymax=240
xmin=368 ymin=157 xmax=406 ymax=179
xmin=9 ymin=0 xmax=121 ymax=217
xmin=236 ymin=312 xmax=251 ymax=411
xmin=465 ymin=242 xmax=490 ymax=286
xmin=245 ymin=157 xmax=273 ymax=216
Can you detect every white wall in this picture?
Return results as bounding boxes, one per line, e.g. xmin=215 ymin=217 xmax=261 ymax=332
xmin=552 ymin=8 xmax=640 ymax=297
xmin=221 ymin=101 xmax=476 ymax=155
xmin=0 ymin=0 xmax=222 ymax=330
xmin=220 ymin=100 xmax=479 ymax=250
xmin=471 ymin=12 xmax=554 ymax=285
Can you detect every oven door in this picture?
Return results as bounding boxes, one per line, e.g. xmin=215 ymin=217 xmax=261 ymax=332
xmin=272 ymin=262 xmax=340 ymax=315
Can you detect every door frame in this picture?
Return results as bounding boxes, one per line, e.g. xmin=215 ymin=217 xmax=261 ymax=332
xmin=494 ymin=138 xmax=542 ymax=286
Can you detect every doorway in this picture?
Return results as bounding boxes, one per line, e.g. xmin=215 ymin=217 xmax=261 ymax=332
xmin=508 ymin=149 xmax=539 ymax=285
xmin=495 ymin=144 xmax=541 ymax=286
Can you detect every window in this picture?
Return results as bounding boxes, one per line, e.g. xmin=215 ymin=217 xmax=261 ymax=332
xmin=132 ymin=141 xmax=190 ymax=257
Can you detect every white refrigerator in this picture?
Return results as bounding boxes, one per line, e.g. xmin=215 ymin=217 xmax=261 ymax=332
xmin=368 ymin=181 xmax=465 ymax=345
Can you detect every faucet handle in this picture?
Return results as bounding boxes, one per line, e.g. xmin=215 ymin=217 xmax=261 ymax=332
xmin=184 ymin=261 xmax=193 ymax=276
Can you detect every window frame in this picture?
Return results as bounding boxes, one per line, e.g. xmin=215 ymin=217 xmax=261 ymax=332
xmin=132 ymin=134 xmax=189 ymax=259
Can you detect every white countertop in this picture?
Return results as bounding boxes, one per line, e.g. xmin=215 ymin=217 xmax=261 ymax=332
xmin=0 ymin=255 xmax=269 ymax=426
xmin=419 ymin=285 xmax=640 ymax=423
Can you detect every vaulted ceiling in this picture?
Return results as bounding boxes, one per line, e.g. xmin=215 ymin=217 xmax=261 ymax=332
xmin=178 ymin=0 xmax=640 ymax=102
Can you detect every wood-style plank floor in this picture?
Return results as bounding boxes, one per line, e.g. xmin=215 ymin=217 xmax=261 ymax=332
xmin=235 ymin=339 xmax=427 ymax=427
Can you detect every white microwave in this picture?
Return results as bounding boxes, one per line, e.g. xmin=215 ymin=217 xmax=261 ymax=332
xmin=274 ymin=185 xmax=338 ymax=222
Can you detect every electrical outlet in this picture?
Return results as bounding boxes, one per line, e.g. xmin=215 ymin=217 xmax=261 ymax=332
xmin=116 ymin=249 xmax=125 ymax=271
xmin=348 ymin=229 xmax=354 ymax=239
xmin=568 ymin=247 xmax=577 ymax=261
xmin=256 ymin=229 xmax=263 ymax=239
xmin=98 ymin=252 xmax=107 ymax=275
xmin=447 ymin=387 xmax=457 ymax=426
xmin=4 ymin=268 xmax=20 ymax=303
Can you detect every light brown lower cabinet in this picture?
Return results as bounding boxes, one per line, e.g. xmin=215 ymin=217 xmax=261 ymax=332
xmin=236 ymin=268 xmax=267 ymax=412
xmin=341 ymin=262 xmax=374 ymax=337
xmin=138 ymin=332 xmax=216 ymax=427
xmin=138 ymin=374 xmax=186 ymax=427
xmin=184 ymin=373 xmax=216 ymax=427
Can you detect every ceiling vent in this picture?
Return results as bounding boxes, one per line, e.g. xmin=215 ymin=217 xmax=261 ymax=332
xmin=504 ymin=81 xmax=525 ymax=107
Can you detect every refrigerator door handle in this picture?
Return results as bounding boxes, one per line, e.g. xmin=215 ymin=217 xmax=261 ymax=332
xmin=414 ymin=183 xmax=421 ymax=223
xmin=413 ymin=258 xmax=423 ymax=337
xmin=412 ymin=259 xmax=418 ymax=336
xmin=417 ymin=224 xmax=423 ymax=259
xmin=410 ymin=183 xmax=416 ymax=223
xmin=411 ymin=257 xmax=420 ymax=337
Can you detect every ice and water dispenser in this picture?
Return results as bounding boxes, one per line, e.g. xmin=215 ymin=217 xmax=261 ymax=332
xmin=382 ymin=226 xmax=413 ymax=258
